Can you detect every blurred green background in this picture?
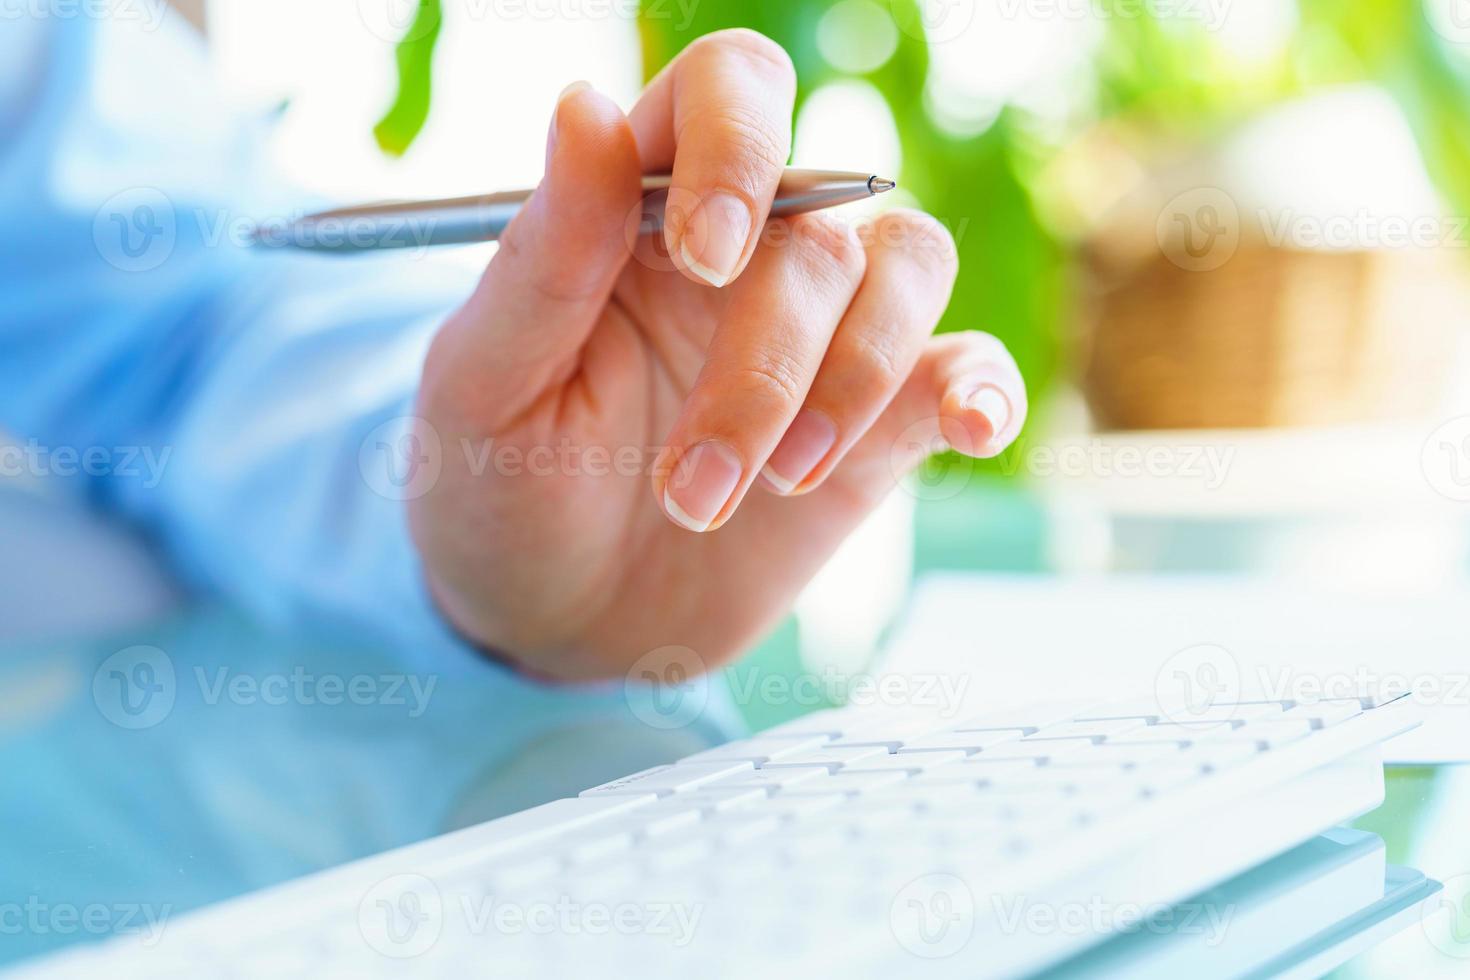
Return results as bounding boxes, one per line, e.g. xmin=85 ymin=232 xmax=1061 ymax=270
xmin=377 ymin=0 xmax=1470 ymax=443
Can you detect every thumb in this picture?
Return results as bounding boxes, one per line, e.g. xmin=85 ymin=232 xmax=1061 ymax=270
xmin=429 ymin=83 xmax=643 ymax=422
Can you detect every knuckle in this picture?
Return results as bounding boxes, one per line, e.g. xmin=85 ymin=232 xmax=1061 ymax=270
xmin=876 ymin=208 xmax=959 ymax=280
xmin=791 ymin=215 xmax=867 ymax=288
xmin=708 ymin=100 xmax=791 ymax=181
xmin=848 ymin=327 xmax=909 ymax=393
xmin=729 ymin=347 xmax=808 ymax=411
xmin=694 ymin=29 xmax=797 ymax=89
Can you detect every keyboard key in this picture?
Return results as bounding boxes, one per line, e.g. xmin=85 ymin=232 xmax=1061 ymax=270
xmin=802 ymin=770 xmax=913 ymax=793
xmin=839 ymin=750 xmax=965 ymax=773
xmin=1329 ymin=690 xmax=1408 ymax=709
xmin=1280 ymin=701 xmax=1362 ymax=728
xmin=1228 ymin=720 xmax=1315 ymax=748
xmin=1105 ymin=722 xmax=1234 ymax=746
xmin=719 ymin=766 xmax=833 ymax=790
xmin=1182 ymin=742 xmax=1265 ymax=772
xmin=895 ymin=730 xmax=1027 ymax=753
xmin=970 ymin=738 xmax=1096 ymax=762
xmin=581 ymin=761 xmax=755 ymax=797
xmin=953 ymin=700 xmax=1095 ymax=733
xmin=979 ymin=768 xmax=1127 ymax=794
xmin=1052 ymin=743 xmax=1183 ymax=768
xmin=682 ymin=735 xmax=833 ymax=764
xmin=700 ymin=813 xmax=784 ymax=845
xmin=762 ymin=746 xmax=891 ymax=769
xmin=761 ymin=794 xmax=849 ymax=821
xmin=1027 ymin=719 xmax=1146 ymax=742
xmin=1149 ymin=702 xmax=1287 ymax=724
xmin=666 ymin=787 xmax=771 ymax=811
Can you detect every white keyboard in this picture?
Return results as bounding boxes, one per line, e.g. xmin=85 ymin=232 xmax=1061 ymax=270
xmin=11 ymin=691 xmax=1420 ymax=980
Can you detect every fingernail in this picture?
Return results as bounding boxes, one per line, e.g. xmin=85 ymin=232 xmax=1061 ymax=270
xmin=664 ymin=440 xmax=743 ymax=532
xmin=679 ymin=192 xmax=752 ymax=288
xmin=962 ymin=385 xmax=1012 ymax=447
xmin=761 ymin=410 xmax=837 ymax=494
xmin=547 ymin=81 xmax=592 ymax=164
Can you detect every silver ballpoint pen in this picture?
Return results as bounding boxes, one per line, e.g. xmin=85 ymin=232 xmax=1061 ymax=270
xmin=254 ymin=169 xmax=897 ymax=253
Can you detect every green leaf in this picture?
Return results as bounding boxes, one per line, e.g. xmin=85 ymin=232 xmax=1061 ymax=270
xmin=373 ymin=0 xmax=444 ymax=157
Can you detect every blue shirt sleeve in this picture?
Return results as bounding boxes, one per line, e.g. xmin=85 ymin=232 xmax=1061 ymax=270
xmin=0 ymin=15 xmax=499 ymax=678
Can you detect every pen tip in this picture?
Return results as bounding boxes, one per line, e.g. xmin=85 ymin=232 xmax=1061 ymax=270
xmin=868 ymin=176 xmax=897 ymax=195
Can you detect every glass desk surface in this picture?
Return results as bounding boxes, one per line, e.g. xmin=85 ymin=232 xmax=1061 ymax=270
xmin=3 ymin=485 xmax=1467 ymax=975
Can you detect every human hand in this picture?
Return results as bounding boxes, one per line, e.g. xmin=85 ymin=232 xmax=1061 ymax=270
xmin=411 ymin=30 xmax=1026 ymax=682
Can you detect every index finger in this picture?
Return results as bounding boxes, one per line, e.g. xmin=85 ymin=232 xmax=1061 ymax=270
xmin=628 ymin=29 xmax=796 ymax=288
